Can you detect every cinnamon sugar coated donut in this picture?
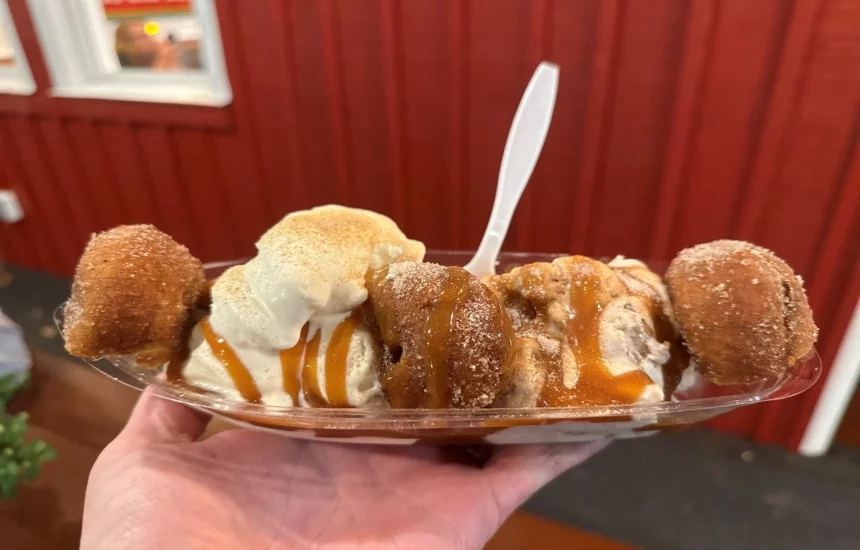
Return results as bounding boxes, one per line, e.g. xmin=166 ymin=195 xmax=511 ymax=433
xmin=665 ymin=240 xmax=817 ymax=385
xmin=365 ymin=262 xmax=514 ymax=408
xmin=63 ymin=225 xmax=205 ymax=367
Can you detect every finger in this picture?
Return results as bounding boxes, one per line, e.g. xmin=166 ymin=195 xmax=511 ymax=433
xmin=484 ymin=440 xmax=608 ymax=515
xmin=120 ymin=387 xmax=211 ymax=445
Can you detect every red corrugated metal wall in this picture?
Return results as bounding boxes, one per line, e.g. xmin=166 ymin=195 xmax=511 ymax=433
xmin=1 ymin=0 xmax=858 ymax=449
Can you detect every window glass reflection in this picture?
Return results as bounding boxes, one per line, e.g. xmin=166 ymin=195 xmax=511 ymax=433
xmin=0 ymin=20 xmax=17 ymax=67
xmin=103 ymin=0 xmax=204 ymax=72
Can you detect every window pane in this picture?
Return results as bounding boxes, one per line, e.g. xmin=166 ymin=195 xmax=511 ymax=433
xmin=101 ymin=0 xmax=204 ymax=72
xmin=0 ymin=18 xmax=16 ymax=67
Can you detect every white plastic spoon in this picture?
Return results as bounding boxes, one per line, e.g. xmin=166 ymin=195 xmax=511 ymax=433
xmin=464 ymin=61 xmax=560 ymax=277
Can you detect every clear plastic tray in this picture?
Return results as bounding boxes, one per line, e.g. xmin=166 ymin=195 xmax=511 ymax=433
xmin=55 ymin=252 xmax=821 ymax=445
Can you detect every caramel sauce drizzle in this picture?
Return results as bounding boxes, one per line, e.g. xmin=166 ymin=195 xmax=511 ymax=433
xmin=279 ymin=324 xmax=308 ymax=405
xmin=324 ymin=310 xmax=362 ymax=407
xmin=165 ymin=345 xmax=188 ymax=383
xmin=301 ymin=329 xmax=325 ymax=407
xmin=173 ymin=311 xmax=361 ymax=408
xmin=297 ymin=310 xmax=362 ymax=407
xmin=493 ymin=286 xmax=516 ymax=358
xmin=422 ymin=268 xmax=472 ymax=408
xmin=536 ymin=260 xmax=651 ymax=407
xmin=200 ymin=318 xmax=262 ymax=404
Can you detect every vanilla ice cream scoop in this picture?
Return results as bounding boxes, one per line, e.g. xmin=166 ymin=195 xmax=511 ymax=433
xmin=484 ymin=256 xmax=686 ymax=408
xmin=182 ymin=311 xmax=387 ymax=408
xmin=209 ymin=205 xmax=424 ymax=351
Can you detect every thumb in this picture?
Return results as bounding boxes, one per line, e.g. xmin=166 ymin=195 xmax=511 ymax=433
xmin=483 ymin=440 xmax=608 ymax=515
xmin=120 ymin=387 xmax=211 ymax=445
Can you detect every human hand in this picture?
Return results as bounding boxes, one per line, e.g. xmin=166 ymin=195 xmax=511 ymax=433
xmin=82 ymin=390 xmax=605 ymax=550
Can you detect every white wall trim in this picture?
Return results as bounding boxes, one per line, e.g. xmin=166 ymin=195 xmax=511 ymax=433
xmin=27 ymin=0 xmax=231 ymax=106
xmin=799 ymin=298 xmax=860 ymax=456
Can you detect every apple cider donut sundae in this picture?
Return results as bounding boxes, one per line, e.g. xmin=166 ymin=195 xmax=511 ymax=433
xmin=63 ymin=205 xmax=817 ymax=412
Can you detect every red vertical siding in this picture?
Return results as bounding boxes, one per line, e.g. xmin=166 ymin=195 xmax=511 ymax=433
xmin=649 ymin=0 xmax=716 ymax=260
xmin=65 ymin=120 xmax=130 ymax=229
xmin=527 ymin=0 xmax=599 ymax=254
xmin=571 ymin=0 xmax=621 ymax=253
xmin=590 ymin=0 xmax=688 ymax=259
xmin=464 ymin=0 xmax=530 ymax=249
xmin=0 ymin=0 xmax=858 ymax=449
xmin=399 ymin=0 xmax=454 ymax=248
xmin=670 ymin=0 xmax=791 ymax=251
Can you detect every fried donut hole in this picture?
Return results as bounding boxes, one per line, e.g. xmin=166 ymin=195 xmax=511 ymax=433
xmin=63 ymin=225 xmax=205 ymax=368
xmin=665 ymin=240 xmax=817 ymax=385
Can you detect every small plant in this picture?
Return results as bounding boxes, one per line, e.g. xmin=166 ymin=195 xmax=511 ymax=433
xmin=0 ymin=372 xmax=56 ymax=500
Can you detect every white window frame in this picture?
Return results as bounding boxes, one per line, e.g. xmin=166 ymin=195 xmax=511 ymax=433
xmin=27 ymin=0 xmax=231 ymax=106
xmin=0 ymin=0 xmax=36 ymax=95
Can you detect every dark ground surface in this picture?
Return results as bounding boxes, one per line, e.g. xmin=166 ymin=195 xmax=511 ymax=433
xmin=525 ymin=432 xmax=860 ymax=549
xmin=3 ymin=264 xmax=860 ymax=550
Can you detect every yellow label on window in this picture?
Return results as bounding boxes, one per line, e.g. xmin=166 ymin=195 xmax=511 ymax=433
xmin=143 ymin=21 xmax=160 ymax=36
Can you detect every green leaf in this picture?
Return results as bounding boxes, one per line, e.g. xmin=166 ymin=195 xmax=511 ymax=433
xmin=0 ymin=400 xmax=56 ymax=501
xmin=0 ymin=371 xmax=29 ymax=404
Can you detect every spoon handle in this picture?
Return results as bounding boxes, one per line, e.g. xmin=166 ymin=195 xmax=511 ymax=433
xmin=465 ymin=62 xmax=559 ymax=277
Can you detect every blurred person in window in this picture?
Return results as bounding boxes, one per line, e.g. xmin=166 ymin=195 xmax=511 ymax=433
xmin=0 ymin=24 xmax=16 ymax=66
xmin=114 ymin=20 xmax=178 ymax=71
xmin=166 ymin=32 xmax=202 ymax=71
